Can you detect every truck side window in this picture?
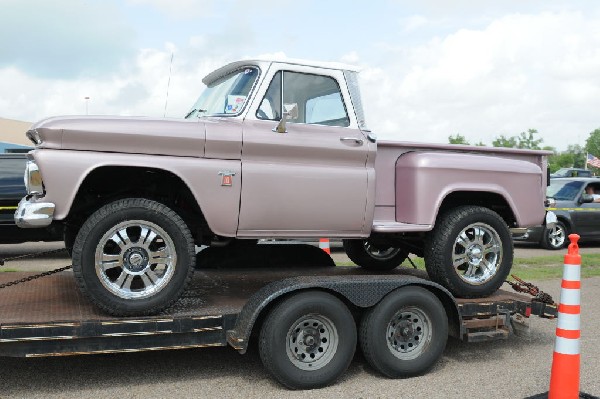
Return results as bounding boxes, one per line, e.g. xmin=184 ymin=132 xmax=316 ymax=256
xmin=257 ymin=72 xmax=282 ymax=121
xmin=256 ymin=71 xmax=349 ymax=127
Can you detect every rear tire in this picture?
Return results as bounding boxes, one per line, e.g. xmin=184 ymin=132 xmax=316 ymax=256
xmin=540 ymin=221 xmax=567 ymax=250
xmin=72 ymin=198 xmax=195 ymax=316
xmin=259 ymin=291 xmax=357 ymax=389
xmin=359 ymin=286 xmax=448 ymax=378
xmin=424 ymin=206 xmax=513 ymax=298
xmin=343 ymin=239 xmax=408 ymax=271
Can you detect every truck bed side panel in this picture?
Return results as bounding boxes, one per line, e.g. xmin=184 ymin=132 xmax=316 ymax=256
xmin=395 ymin=151 xmax=545 ymax=227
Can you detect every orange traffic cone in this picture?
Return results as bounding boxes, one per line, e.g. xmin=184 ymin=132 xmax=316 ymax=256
xmin=549 ymin=233 xmax=581 ymax=399
xmin=319 ymin=238 xmax=331 ymax=255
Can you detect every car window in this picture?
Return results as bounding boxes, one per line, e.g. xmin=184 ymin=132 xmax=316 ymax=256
xmin=547 ymin=180 xmax=584 ymax=201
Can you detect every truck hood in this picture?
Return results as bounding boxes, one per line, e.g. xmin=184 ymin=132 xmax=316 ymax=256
xmin=28 ymin=115 xmax=206 ymax=157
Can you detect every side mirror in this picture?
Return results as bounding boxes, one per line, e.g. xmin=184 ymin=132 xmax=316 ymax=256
xmin=580 ymin=193 xmax=594 ymax=204
xmin=273 ymin=103 xmax=298 ymax=133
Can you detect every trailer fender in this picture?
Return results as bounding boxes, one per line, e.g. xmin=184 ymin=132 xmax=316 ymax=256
xmin=226 ymin=274 xmax=460 ymax=354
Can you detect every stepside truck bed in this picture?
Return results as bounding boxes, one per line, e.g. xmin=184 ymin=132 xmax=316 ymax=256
xmin=0 ymin=266 xmax=556 ymax=358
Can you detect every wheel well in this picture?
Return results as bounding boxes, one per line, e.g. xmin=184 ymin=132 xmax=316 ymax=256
xmin=438 ymin=191 xmax=516 ymax=227
xmin=65 ymin=166 xmax=212 ymax=245
xmin=422 ymin=285 xmax=461 ymax=338
xmin=556 ymin=216 xmax=571 ymax=232
xmin=248 ymin=288 xmax=359 ymax=343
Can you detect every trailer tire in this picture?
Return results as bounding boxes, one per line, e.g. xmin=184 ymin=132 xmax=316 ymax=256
xmin=359 ymin=286 xmax=448 ymax=378
xmin=343 ymin=239 xmax=408 ymax=270
xmin=424 ymin=206 xmax=513 ymax=298
xmin=72 ymin=198 xmax=195 ymax=316
xmin=258 ymin=290 xmax=356 ymax=389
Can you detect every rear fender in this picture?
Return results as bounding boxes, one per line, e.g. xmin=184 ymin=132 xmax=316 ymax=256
xmin=395 ymin=152 xmax=545 ymax=227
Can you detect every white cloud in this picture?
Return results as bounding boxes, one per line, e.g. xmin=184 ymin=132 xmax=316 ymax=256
xmin=402 ymin=15 xmax=428 ymax=32
xmin=360 ymin=10 xmax=600 ymax=149
xmin=2 ymin=6 xmax=600 ymax=152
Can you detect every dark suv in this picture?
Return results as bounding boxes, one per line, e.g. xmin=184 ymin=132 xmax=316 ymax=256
xmin=1 ymin=153 xmax=61 ymax=243
xmin=513 ymin=177 xmax=600 ymax=249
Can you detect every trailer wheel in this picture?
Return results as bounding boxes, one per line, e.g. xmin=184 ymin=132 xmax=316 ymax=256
xmin=359 ymin=286 xmax=448 ymax=378
xmin=424 ymin=206 xmax=513 ymax=298
xmin=540 ymin=221 xmax=567 ymax=250
xmin=258 ymin=290 xmax=356 ymax=389
xmin=343 ymin=239 xmax=408 ymax=270
xmin=72 ymin=198 xmax=195 ymax=316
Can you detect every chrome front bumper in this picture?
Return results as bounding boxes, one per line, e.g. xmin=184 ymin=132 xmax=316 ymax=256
xmin=14 ymin=197 xmax=55 ymax=228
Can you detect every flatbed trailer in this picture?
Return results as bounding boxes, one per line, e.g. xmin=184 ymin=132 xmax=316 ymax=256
xmin=0 ymin=263 xmax=557 ymax=389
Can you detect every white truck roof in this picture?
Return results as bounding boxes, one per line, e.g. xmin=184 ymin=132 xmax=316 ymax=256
xmin=203 ymin=58 xmax=360 ymax=85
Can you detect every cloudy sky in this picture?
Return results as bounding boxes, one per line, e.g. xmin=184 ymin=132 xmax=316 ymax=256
xmin=1 ymin=0 xmax=599 ymax=150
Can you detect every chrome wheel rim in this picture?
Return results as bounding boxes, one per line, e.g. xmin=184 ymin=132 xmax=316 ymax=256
xmin=286 ymin=314 xmax=338 ymax=371
xmin=386 ymin=307 xmax=432 ymax=360
xmin=95 ymin=220 xmax=177 ymax=299
xmin=452 ymin=223 xmax=502 ymax=285
xmin=364 ymin=241 xmax=402 ymax=261
xmin=548 ymin=225 xmax=566 ymax=248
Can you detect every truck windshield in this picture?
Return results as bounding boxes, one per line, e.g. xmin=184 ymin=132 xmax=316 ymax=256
xmin=185 ymin=67 xmax=259 ymax=118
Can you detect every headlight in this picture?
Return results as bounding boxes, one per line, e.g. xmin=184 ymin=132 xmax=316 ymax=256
xmin=25 ymin=129 xmax=42 ymax=145
xmin=24 ymin=160 xmax=44 ymax=195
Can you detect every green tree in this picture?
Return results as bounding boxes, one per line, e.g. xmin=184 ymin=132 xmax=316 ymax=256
xmin=492 ymin=135 xmax=517 ymax=148
xmin=547 ymin=143 xmax=588 ymax=173
xmin=567 ymin=144 xmax=586 ymax=168
xmin=516 ymin=129 xmax=543 ymax=150
xmin=448 ymin=134 xmax=470 ymax=145
xmin=474 ymin=141 xmax=486 ymax=146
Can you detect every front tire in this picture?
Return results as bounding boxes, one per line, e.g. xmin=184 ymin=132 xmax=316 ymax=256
xmin=259 ymin=291 xmax=357 ymax=389
xmin=359 ymin=286 xmax=448 ymax=378
xmin=72 ymin=198 xmax=195 ymax=316
xmin=540 ymin=221 xmax=567 ymax=250
xmin=343 ymin=239 xmax=408 ymax=271
xmin=424 ymin=206 xmax=513 ymax=298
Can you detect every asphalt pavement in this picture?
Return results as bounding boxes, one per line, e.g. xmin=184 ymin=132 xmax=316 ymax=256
xmin=0 ymin=241 xmax=599 ymax=398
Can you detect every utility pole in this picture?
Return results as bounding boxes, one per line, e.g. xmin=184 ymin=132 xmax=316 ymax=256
xmin=84 ymin=96 xmax=90 ymax=115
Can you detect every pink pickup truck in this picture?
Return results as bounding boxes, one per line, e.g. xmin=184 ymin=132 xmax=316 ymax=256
xmin=15 ymin=58 xmax=552 ymax=315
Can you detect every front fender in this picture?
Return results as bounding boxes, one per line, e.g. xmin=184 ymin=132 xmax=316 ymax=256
xmin=31 ymin=149 xmax=241 ymax=237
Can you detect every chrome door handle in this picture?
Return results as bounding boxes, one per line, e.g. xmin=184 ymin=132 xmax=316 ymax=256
xmin=340 ymin=137 xmax=364 ymax=146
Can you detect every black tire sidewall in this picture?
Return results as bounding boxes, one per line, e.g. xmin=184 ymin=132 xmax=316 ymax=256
xmin=542 ymin=221 xmax=567 ymax=250
xmin=425 ymin=206 xmax=513 ymax=297
xmin=259 ymin=291 xmax=357 ymax=390
xmin=360 ymin=286 xmax=448 ymax=378
xmin=343 ymin=239 xmax=407 ymax=271
xmin=72 ymin=199 xmax=195 ymax=316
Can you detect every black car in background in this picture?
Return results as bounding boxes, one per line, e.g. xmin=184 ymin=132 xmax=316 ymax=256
xmin=0 ymin=153 xmax=62 ymax=243
xmin=513 ymin=177 xmax=600 ymax=249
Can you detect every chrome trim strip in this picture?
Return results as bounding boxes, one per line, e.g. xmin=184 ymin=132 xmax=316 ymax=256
xmin=1 ymin=336 xmax=75 ymax=342
xmin=25 ymin=343 xmax=226 ymax=357
xmin=102 ymin=330 xmax=172 ymax=337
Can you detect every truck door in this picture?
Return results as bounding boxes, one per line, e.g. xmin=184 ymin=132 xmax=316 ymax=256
xmin=238 ymin=66 xmax=375 ymax=237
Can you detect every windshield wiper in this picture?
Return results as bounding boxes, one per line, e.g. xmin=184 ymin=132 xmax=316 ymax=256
xmin=185 ymin=109 xmax=207 ymax=119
